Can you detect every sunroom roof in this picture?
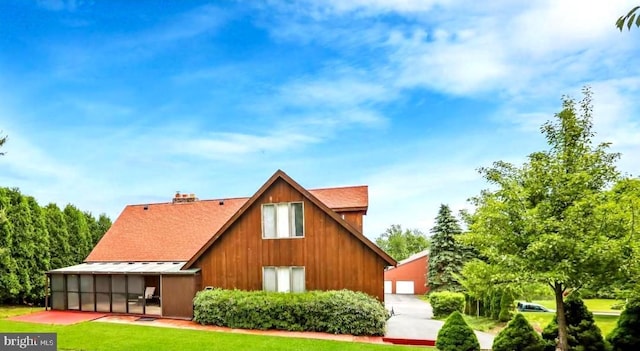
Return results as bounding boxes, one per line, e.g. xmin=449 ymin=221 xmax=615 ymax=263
xmin=48 ymin=262 xmax=200 ymax=274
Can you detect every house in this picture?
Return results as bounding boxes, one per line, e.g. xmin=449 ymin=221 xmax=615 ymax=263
xmin=47 ymin=170 xmax=396 ymax=319
xmin=383 ymin=250 xmax=429 ymax=295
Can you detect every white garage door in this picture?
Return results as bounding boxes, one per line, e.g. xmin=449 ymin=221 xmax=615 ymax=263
xmin=384 ymin=281 xmax=392 ymax=294
xmin=395 ymin=281 xmax=415 ymax=294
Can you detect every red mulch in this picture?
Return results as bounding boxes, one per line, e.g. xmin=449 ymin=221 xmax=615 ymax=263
xmin=8 ymin=310 xmax=106 ymax=325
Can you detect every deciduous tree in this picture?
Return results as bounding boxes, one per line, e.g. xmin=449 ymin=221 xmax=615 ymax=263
xmin=375 ymin=224 xmax=429 ymax=261
xmin=462 ymin=88 xmax=623 ymax=351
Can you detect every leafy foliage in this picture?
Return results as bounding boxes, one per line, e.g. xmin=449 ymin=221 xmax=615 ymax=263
xmin=607 ymin=297 xmax=640 ymax=351
xmin=435 ymin=311 xmax=480 ymax=351
xmin=462 ymin=88 xmax=623 ymax=351
xmin=375 ymin=224 xmax=429 ymax=261
xmin=193 ymin=289 xmax=389 ymax=336
xmin=498 ymin=289 xmax=514 ymax=322
xmin=0 ymin=187 xmax=111 ymax=303
xmin=428 ymin=204 xmax=472 ymax=292
xmin=542 ymin=294 xmax=608 ymax=351
xmin=616 ymin=6 xmax=640 ymax=31
xmin=493 ymin=313 xmax=544 ymax=351
xmin=0 ymin=131 xmax=6 ymax=156
xmin=429 ymin=291 xmax=465 ymax=319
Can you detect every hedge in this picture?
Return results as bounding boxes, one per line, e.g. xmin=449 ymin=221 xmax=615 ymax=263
xmin=192 ymin=289 xmax=389 ymax=336
xmin=429 ymin=291 xmax=465 ymax=318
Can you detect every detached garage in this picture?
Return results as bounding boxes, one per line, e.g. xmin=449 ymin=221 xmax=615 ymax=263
xmin=383 ymin=250 xmax=429 ymax=295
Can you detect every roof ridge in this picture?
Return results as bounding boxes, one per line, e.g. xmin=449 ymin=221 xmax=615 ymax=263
xmin=308 ymin=185 xmax=368 ymax=191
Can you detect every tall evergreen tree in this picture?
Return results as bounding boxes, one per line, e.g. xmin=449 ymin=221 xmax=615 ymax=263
xmin=6 ymin=189 xmax=36 ymax=302
xmin=64 ymin=204 xmax=91 ymax=263
xmin=44 ymin=203 xmax=72 ymax=269
xmin=25 ymin=196 xmax=50 ymax=300
xmin=428 ymin=204 xmax=470 ymax=292
xmin=95 ymin=214 xmax=112 ymax=245
xmin=84 ymin=211 xmax=98 ymax=246
xmin=0 ymin=188 xmax=20 ymax=301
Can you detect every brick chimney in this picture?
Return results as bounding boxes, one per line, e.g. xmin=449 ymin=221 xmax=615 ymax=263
xmin=173 ymin=191 xmax=198 ymax=203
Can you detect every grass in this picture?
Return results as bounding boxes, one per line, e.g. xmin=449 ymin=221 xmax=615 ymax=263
xmin=0 ymin=306 xmax=432 ymax=351
xmin=521 ymin=312 xmax=619 ymax=336
xmin=460 ymin=315 xmax=502 ymax=332
xmin=0 ymin=305 xmax=44 ymax=318
xmin=532 ymin=299 xmax=625 ymax=313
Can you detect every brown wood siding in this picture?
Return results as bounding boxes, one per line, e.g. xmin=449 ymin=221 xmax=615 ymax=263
xmin=194 ymin=178 xmax=386 ymax=301
xmin=161 ymin=274 xmax=198 ymax=319
xmin=337 ymin=211 xmax=364 ymax=232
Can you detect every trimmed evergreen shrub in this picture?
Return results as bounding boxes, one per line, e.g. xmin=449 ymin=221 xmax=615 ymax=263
xmin=436 ymin=311 xmax=480 ymax=351
xmin=498 ymin=290 xmax=514 ymax=322
xmin=429 ymin=291 xmax=465 ymax=318
xmin=541 ymin=294 xmax=608 ymax=351
xmin=192 ymin=289 xmax=389 ymax=336
xmin=607 ymin=297 xmax=640 ymax=351
xmin=492 ymin=313 xmax=544 ymax=351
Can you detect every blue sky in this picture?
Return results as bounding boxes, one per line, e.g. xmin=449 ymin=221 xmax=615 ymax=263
xmin=1 ymin=0 xmax=639 ymax=239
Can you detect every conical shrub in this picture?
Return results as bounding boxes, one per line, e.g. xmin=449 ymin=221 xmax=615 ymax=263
xmin=493 ymin=313 xmax=544 ymax=351
xmin=541 ymin=294 xmax=607 ymax=351
xmin=607 ymin=297 xmax=640 ymax=351
xmin=436 ymin=311 xmax=480 ymax=351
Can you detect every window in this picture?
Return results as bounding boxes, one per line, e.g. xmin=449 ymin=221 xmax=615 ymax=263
xmin=262 ymin=267 xmax=305 ymax=293
xmin=262 ymin=202 xmax=304 ymax=238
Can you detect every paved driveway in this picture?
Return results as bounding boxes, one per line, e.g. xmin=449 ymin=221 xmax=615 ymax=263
xmin=384 ymin=294 xmax=494 ymax=350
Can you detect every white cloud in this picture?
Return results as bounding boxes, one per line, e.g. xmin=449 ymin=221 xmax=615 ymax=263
xmin=172 ymin=131 xmax=320 ymax=161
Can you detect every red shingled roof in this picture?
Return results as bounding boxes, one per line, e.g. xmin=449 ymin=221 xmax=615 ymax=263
xmin=85 ymin=186 xmax=368 ymax=262
xmin=309 ymin=186 xmax=368 ymax=212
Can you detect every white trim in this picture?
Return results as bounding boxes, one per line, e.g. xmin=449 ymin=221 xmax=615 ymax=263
xmin=261 ymin=202 xmax=305 ymax=239
xmin=262 ymin=266 xmax=306 ymax=293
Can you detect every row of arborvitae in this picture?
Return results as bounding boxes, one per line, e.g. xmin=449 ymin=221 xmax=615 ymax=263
xmin=465 ymin=288 xmax=515 ymax=322
xmin=435 ymin=295 xmax=640 ymax=351
xmin=192 ymin=289 xmax=389 ymax=336
xmin=432 ymin=288 xmax=515 ymax=322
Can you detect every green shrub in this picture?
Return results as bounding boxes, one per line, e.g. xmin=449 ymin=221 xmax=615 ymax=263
xmin=429 ymin=291 xmax=465 ymax=319
xmin=607 ymin=297 xmax=640 ymax=351
xmin=436 ymin=311 xmax=480 ymax=351
xmin=192 ymin=289 xmax=389 ymax=336
xmin=541 ymin=294 xmax=608 ymax=351
xmin=493 ymin=313 xmax=544 ymax=351
xmin=498 ymin=290 xmax=514 ymax=322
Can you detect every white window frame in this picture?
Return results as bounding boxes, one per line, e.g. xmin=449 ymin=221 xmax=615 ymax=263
xmin=261 ymin=202 xmax=305 ymax=239
xmin=262 ymin=266 xmax=306 ymax=293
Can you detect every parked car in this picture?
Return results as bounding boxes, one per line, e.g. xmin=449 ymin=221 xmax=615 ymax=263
xmin=517 ymin=302 xmax=554 ymax=312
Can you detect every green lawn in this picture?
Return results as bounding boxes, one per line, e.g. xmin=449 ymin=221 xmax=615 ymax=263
xmin=521 ymin=312 xmax=619 ymax=336
xmin=460 ymin=315 xmax=502 ymax=332
xmin=0 ymin=306 xmax=431 ymax=351
xmin=532 ymin=299 xmax=625 ymax=313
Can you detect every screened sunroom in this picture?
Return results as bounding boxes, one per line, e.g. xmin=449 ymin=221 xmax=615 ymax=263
xmin=46 ymin=262 xmax=200 ymax=319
